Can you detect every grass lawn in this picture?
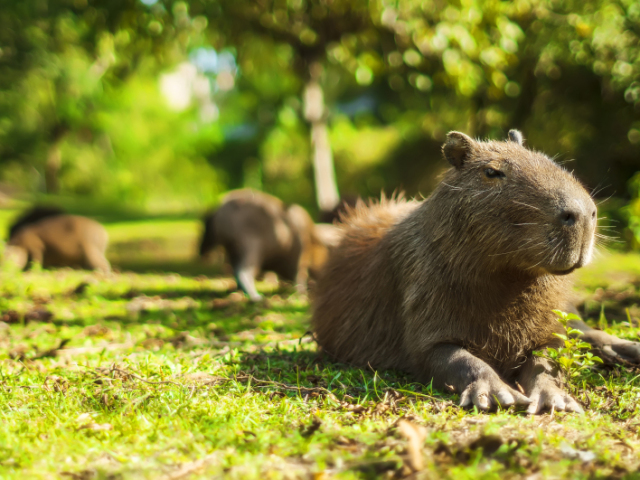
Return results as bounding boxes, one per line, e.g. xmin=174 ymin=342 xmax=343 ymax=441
xmin=1 ymin=209 xmax=640 ymax=478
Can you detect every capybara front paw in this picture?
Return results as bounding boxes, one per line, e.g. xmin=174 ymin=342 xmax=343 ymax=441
xmin=526 ymin=384 xmax=583 ymax=414
xmin=603 ymin=340 xmax=640 ymax=364
xmin=459 ymin=377 xmax=530 ymax=411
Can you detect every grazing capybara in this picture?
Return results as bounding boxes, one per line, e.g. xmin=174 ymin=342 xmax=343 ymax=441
xmin=312 ymin=129 xmax=640 ymax=414
xmin=6 ymin=209 xmax=110 ymax=273
xmin=7 ymin=206 xmax=65 ymax=240
xmin=199 ymin=189 xmax=332 ymax=301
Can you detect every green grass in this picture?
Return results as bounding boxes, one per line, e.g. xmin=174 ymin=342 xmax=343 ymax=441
xmin=1 ymin=213 xmax=640 ymax=478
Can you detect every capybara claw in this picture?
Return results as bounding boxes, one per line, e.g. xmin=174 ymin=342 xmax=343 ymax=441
xmin=526 ymin=385 xmax=583 ymax=415
xmin=459 ymin=379 xmax=530 ymax=411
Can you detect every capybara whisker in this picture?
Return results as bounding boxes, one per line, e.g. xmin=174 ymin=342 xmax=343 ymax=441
xmin=511 ymin=200 xmax=542 ymax=212
xmin=487 ymin=241 xmax=546 ymax=257
xmin=596 ymin=194 xmax=615 ymax=206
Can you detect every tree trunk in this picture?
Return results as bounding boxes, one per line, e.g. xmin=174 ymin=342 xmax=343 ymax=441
xmin=303 ymin=63 xmax=340 ymax=212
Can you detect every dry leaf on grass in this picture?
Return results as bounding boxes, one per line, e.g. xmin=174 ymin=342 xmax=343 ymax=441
xmin=182 ymin=372 xmax=225 ymax=386
xmin=9 ymin=344 xmax=29 ymax=360
xmin=44 ymin=375 xmax=69 ymax=393
xmin=60 ymin=469 xmax=97 ymax=480
xmin=24 ymin=307 xmax=54 ymax=322
xmin=160 ymin=452 xmax=220 ymax=480
xmin=83 ymin=325 xmax=111 ymax=337
xmin=1 ymin=310 xmax=21 ymax=324
xmin=397 ymin=418 xmax=427 ymax=472
xmin=300 ymin=416 xmax=323 ymax=437
xmin=78 ymin=423 xmax=113 ymax=432
xmin=75 ymin=413 xmax=113 ymax=432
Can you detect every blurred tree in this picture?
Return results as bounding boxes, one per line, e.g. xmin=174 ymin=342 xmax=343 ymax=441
xmin=1 ymin=0 xmax=640 ymax=240
xmin=0 ymin=0 xmax=217 ymax=204
xmin=191 ymin=0 xmax=639 ymax=206
xmin=195 ymin=0 xmax=377 ymax=212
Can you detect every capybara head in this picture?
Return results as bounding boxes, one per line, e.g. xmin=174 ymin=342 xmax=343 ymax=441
xmin=440 ymin=129 xmax=596 ymax=276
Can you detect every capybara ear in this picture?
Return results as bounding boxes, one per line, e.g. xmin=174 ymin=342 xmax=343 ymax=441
xmin=508 ymin=129 xmax=524 ymax=146
xmin=443 ymin=131 xmax=475 ymax=168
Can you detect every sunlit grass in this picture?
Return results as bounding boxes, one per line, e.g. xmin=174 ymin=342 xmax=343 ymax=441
xmin=0 ymin=212 xmax=639 ymax=478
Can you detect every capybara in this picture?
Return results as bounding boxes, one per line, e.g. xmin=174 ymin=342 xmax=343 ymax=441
xmin=312 ymin=129 xmax=640 ymax=414
xmin=199 ymin=189 xmax=332 ymax=301
xmin=6 ymin=211 xmax=110 ymax=273
xmin=7 ymin=206 xmax=65 ymax=240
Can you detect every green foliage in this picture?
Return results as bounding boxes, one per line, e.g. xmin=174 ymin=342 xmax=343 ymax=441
xmin=536 ymin=310 xmax=603 ymax=377
xmin=202 ymin=0 xmax=640 ymax=215
xmin=1 ymin=0 xmax=640 ymax=221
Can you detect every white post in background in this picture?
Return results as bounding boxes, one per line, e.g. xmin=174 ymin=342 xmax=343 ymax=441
xmin=303 ymin=62 xmax=340 ymax=213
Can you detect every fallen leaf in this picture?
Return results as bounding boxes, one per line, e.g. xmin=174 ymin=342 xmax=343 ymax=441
xmin=9 ymin=344 xmax=28 ymax=360
xmin=24 ymin=307 xmax=53 ymax=322
xmin=44 ymin=375 xmax=69 ymax=393
xmin=60 ymin=469 xmax=97 ymax=480
xmin=1 ymin=310 xmax=21 ymax=324
xmin=468 ymin=434 xmax=503 ymax=456
xmin=183 ymin=372 xmax=224 ymax=386
xmin=398 ymin=418 xmax=427 ymax=471
xmin=78 ymin=423 xmax=113 ymax=432
xmin=300 ymin=416 xmax=322 ymax=437
xmin=83 ymin=325 xmax=110 ymax=337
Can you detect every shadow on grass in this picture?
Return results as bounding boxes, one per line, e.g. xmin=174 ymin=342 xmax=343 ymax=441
xmin=112 ymin=261 xmax=222 ymax=277
xmin=52 ymin=287 xmax=308 ymax=335
xmin=228 ymin=347 xmax=445 ymax=406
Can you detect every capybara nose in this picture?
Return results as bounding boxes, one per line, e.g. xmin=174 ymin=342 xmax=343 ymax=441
xmin=559 ymin=209 xmax=578 ymax=227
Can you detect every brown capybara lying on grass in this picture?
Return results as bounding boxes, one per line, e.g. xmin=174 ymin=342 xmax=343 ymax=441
xmin=312 ymin=129 xmax=640 ymax=414
xmin=199 ymin=189 xmax=333 ymax=302
xmin=6 ymin=207 xmax=110 ymax=273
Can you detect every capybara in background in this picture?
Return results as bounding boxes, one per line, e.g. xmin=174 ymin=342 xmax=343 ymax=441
xmin=6 ymin=210 xmax=110 ymax=273
xmin=7 ymin=206 xmax=65 ymax=240
xmin=312 ymin=129 xmax=640 ymax=414
xmin=199 ymin=189 xmax=333 ymax=301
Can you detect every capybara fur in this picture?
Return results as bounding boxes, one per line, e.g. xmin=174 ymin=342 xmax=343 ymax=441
xmin=199 ymin=189 xmax=331 ymax=301
xmin=8 ymin=206 xmax=65 ymax=240
xmin=6 ymin=212 xmax=110 ymax=273
xmin=312 ymin=129 xmax=612 ymax=414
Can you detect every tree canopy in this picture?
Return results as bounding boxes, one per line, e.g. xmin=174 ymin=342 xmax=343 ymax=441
xmin=0 ymin=0 xmax=639 ymax=236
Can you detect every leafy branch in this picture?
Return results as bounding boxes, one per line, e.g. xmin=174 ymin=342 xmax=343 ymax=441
xmin=535 ymin=310 xmax=603 ymax=377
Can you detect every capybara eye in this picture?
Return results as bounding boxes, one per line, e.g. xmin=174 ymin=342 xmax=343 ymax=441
xmin=485 ymin=168 xmax=506 ymax=179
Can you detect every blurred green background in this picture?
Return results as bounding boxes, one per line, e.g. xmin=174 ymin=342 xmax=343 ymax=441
xmin=1 ymin=0 xmax=640 ymax=249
